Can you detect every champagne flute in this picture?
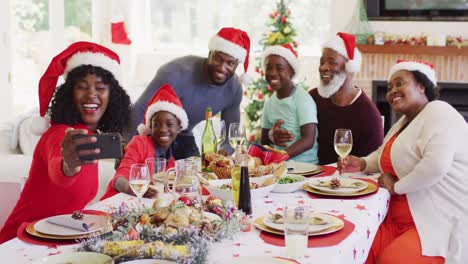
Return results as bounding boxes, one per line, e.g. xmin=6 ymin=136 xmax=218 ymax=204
xmin=228 ymin=123 xmax=246 ymax=149
xmin=215 ymin=119 xmax=226 ymax=146
xmin=129 ymin=163 xmax=150 ymax=205
xmin=334 ymin=129 xmax=353 ymax=175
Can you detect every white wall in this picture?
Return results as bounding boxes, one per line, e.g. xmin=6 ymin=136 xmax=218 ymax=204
xmin=0 ymin=0 xmax=12 ymax=123
xmin=330 ymin=0 xmax=468 ymax=38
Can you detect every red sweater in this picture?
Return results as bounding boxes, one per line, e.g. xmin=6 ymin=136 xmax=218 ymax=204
xmin=100 ymin=136 xmax=175 ymax=200
xmin=0 ymin=124 xmax=98 ymax=244
xmin=310 ymin=88 xmax=384 ymax=165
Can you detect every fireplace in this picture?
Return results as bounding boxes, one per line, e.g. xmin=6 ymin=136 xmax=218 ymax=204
xmin=372 ymin=81 xmax=468 ymax=134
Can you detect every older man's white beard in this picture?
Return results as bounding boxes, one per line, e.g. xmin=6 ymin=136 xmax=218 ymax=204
xmin=317 ymin=72 xmax=347 ymax=98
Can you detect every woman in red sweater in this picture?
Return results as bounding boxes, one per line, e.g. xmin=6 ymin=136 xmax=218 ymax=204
xmin=0 ymin=42 xmax=131 ymax=244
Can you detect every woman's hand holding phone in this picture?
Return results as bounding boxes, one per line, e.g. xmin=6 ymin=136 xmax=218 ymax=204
xmin=61 ymin=128 xmax=98 ymax=176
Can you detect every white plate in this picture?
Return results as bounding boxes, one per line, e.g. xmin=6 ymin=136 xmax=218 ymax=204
xmin=308 ymin=176 xmax=368 ymax=194
xmin=287 ymin=161 xmax=319 ymax=174
xmin=263 ymin=212 xmax=337 ymax=233
xmin=32 ymin=252 xmax=113 ymax=264
xmin=120 ymin=259 xmax=176 ymax=264
xmin=34 ymin=214 xmax=108 ymax=236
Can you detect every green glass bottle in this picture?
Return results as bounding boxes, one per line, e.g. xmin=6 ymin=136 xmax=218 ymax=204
xmin=201 ymin=107 xmax=217 ymax=171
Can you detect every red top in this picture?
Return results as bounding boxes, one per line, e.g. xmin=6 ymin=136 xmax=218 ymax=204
xmin=101 ymin=136 xmax=175 ymax=200
xmin=380 ymin=129 xmax=404 ymax=179
xmin=0 ymin=124 xmax=98 ymax=244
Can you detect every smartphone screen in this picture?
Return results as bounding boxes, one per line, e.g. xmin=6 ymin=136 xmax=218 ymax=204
xmin=73 ymin=133 xmax=123 ymax=161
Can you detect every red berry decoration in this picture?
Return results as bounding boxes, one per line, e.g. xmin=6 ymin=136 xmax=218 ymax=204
xmin=178 ymin=196 xmax=193 ymax=206
xmin=330 ymin=178 xmax=341 ymax=189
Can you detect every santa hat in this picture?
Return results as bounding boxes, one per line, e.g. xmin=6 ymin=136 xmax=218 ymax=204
xmin=208 ymin=27 xmax=251 ymax=74
xmin=262 ymin=43 xmax=300 ymax=78
xmin=137 ymin=84 xmax=188 ymax=135
xmin=31 ymin=41 xmax=122 ymax=135
xmin=323 ymin=32 xmax=362 ymax=73
xmin=388 ymin=59 xmax=437 ymax=87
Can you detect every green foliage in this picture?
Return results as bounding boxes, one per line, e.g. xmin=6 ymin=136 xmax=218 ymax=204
xmin=64 ymin=0 xmax=92 ymax=34
xmin=244 ymin=0 xmax=304 ymax=142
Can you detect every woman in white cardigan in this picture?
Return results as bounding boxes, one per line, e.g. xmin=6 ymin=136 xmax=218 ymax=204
xmin=339 ymin=60 xmax=468 ymax=264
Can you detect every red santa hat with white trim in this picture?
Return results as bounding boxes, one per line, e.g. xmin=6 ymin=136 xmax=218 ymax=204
xmin=388 ymin=59 xmax=437 ymax=86
xmin=323 ymin=32 xmax=362 ymax=73
xmin=31 ymin=41 xmax=122 ymax=135
xmin=137 ymin=84 xmax=188 ymax=135
xmin=262 ymin=43 xmax=300 ymax=78
xmin=208 ymin=27 xmax=251 ymax=77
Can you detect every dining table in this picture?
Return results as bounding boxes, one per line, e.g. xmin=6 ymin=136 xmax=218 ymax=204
xmin=0 ymin=169 xmax=390 ymax=264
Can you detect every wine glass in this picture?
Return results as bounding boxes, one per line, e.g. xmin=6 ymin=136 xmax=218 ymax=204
xmin=334 ymin=129 xmax=353 ymax=175
xmin=228 ymin=123 xmax=246 ymax=150
xmin=214 ymin=119 xmax=226 ymax=146
xmin=129 ymin=163 xmax=150 ymax=205
xmin=145 ymin=157 xmax=167 ymax=194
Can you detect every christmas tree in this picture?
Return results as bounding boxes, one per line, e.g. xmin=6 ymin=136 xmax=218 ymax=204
xmin=244 ymin=0 xmax=303 ymax=142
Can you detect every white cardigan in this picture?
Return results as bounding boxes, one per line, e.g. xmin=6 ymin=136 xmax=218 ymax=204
xmin=363 ymin=101 xmax=468 ymax=263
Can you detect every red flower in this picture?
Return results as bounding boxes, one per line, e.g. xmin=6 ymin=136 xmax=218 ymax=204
xmin=259 ymin=70 xmax=264 ymax=76
xmin=257 ymin=92 xmax=264 ymax=100
xmin=255 ymin=67 xmax=260 ymax=73
xmin=249 ymin=134 xmax=255 ymax=142
xmin=127 ymin=228 xmax=139 ymax=240
xmin=280 ymin=16 xmax=287 ymax=24
xmin=267 ymin=85 xmax=273 ymax=92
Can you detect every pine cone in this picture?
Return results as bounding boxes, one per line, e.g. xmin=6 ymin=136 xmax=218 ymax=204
xmin=330 ymin=178 xmax=341 ymax=189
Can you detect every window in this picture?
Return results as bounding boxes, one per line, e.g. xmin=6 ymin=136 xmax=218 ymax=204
xmin=10 ymin=0 xmax=91 ymax=113
xmin=149 ymin=0 xmax=330 ymax=56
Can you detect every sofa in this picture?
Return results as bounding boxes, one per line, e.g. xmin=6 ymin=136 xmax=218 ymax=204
xmin=0 ymin=112 xmax=117 ymax=228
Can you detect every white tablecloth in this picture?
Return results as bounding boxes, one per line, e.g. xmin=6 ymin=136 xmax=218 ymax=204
xmin=0 ymin=173 xmax=390 ymax=264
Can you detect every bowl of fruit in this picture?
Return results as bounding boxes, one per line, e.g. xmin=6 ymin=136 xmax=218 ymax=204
xmin=204 ymin=174 xmax=277 ymax=202
xmin=272 ymin=174 xmax=306 ymax=193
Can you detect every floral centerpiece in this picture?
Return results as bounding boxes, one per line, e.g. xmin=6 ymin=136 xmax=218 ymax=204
xmin=77 ymin=196 xmax=245 ymax=264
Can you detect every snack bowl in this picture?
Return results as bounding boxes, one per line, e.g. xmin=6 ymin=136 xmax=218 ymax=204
xmin=272 ymin=174 xmax=306 ymax=193
xmin=205 ymin=174 xmax=277 ymax=201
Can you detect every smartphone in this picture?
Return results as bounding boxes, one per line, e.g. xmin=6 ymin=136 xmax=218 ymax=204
xmin=73 ymin=133 xmax=123 ymax=161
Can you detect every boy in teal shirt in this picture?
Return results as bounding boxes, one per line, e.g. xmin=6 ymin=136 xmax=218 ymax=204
xmin=260 ymin=44 xmax=318 ymax=164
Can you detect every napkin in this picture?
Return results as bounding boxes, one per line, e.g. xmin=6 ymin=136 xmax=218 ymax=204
xmin=248 ymin=144 xmax=289 ymax=165
xmin=47 ymin=215 xmax=94 ymax=232
xmin=316 ymin=179 xmax=365 ymax=189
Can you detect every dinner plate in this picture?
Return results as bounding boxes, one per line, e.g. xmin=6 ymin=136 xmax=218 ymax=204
xmin=32 ymin=252 xmax=113 ymax=264
xmin=308 ymin=177 xmax=368 ymax=194
xmin=286 ymin=161 xmax=322 ymax=175
xmin=262 ymin=213 xmax=338 ymax=233
xmin=303 ymin=179 xmax=378 ymax=197
xmin=34 ymin=213 xmax=110 ymax=236
xmin=254 ymin=215 xmax=344 ymax=236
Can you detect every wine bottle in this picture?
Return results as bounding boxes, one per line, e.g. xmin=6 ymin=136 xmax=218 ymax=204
xmin=231 ymin=145 xmax=242 ymax=207
xmin=201 ymin=106 xmax=217 ymax=171
xmin=238 ymin=153 xmax=252 ymax=215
